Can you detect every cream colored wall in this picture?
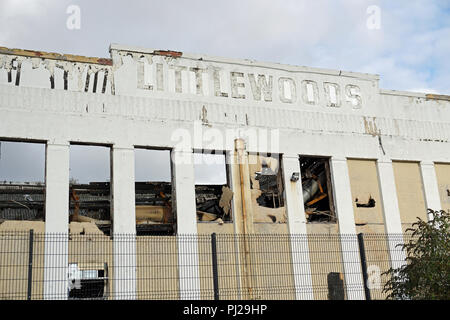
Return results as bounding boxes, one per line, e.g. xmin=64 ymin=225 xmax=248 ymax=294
xmin=0 ymin=222 xmax=45 ymax=299
xmin=347 ymin=159 xmax=385 ymax=229
xmin=0 ymin=234 xmax=31 ymax=299
xmin=253 ymin=223 xmax=288 ymax=234
xmin=197 ymin=222 xmax=234 ymax=235
xmin=0 ymin=225 xmax=182 ymax=300
xmin=196 ymin=232 xmax=241 ymax=300
xmin=306 ymin=223 xmax=346 ymax=300
xmin=245 ymin=235 xmax=295 ymax=300
xmin=197 ymin=223 xmax=293 ymax=300
xmin=197 ymin=223 xmax=240 ymax=299
xmin=392 ymin=161 xmax=427 ymax=233
xmin=434 ymin=163 xmax=450 ymax=213
xmin=136 ymin=236 xmax=179 ymax=300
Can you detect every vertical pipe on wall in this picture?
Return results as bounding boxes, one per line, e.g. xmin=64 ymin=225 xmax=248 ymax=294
xmin=234 ymin=138 xmax=253 ymax=299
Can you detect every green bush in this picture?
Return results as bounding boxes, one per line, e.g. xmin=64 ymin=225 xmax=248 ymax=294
xmin=383 ymin=209 xmax=450 ymax=300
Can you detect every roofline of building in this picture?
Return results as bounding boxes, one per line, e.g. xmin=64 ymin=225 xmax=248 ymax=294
xmin=0 ymin=46 xmax=112 ymax=66
xmin=380 ymin=89 xmax=450 ymax=101
xmin=109 ymin=43 xmax=381 ymax=82
xmin=2 ymin=44 xmax=448 ymax=100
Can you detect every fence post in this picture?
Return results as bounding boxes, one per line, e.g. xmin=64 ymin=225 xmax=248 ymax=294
xmin=211 ymin=233 xmax=219 ymax=300
xmin=27 ymin=229 xmax=34 ymax=300
xmin=357 ymin=233 xmax=371 ymax=300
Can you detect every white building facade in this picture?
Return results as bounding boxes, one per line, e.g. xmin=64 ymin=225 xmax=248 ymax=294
xmin=0 ymin=44 xmax=449 ymax=300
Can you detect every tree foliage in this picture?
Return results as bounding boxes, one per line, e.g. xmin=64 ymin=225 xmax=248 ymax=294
xmin=383 ymin=209 xmax=450 ymax=300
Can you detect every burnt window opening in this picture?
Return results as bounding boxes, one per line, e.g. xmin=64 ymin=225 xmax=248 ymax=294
xmin=300 ymin=156 xmax=336 ymax=223
xmin=135 ymin=148 xmax=174 ymax=236
xmin=68 ymin=263 xmax=108 ymax=300
xmin=0 ymin=141 xmax=46 ymax=225
xmin=249 ymin=153 xmax=286 ymax=223
xmin=194 ymin=151 xmax=233 ymax=223
xmin=69 ymin=144 xmax=111 ymax=236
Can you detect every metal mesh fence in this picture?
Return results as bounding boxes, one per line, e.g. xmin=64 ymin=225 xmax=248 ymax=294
xmin=0 ymin=231 xmax=411 ymax=300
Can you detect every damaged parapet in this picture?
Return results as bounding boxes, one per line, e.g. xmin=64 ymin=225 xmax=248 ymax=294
xmin=0 ymin=46 xmax=114 ymax=94
xmin=300 ymin=156 xmax=336 ymax=223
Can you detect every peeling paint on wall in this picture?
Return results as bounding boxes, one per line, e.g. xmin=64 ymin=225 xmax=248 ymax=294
xmin=363 ymin=117 xmax=381 ymax=137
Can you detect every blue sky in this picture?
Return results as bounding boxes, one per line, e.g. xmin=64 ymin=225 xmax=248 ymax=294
xmin=0 ymin=0 xmax=449 ymax=94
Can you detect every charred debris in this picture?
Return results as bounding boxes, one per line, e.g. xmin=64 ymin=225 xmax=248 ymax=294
xmin=0 ymin=156 xmax=337 ymax=232
xmin=300 ymin=156 xmax=336 ymax=223
xmin=0 ymin=181 xmax=234 ymax=236
xmin=249 ymin=154 xmax=287 ymax=223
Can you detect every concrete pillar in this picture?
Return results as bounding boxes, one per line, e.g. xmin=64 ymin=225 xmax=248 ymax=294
xmin=111 ymin=146 xmax=136 ymax=299
xmin=43 ymin=142 xmax=70 ymax=300
xmin=282 ymin=154 xmax=313 ymax=300
xmin=377 ymin=159 xmax=406 ymax=270
xmin=172 ymin=148 xmax=200 ymax=299
xmin=420 ymin=161 xmax=442 ymax=220
xmin=329 ymin=157 xmax=365 ymax=300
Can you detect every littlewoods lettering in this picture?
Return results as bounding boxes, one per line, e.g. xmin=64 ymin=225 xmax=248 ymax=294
xmin=132 ymin=55 xmax=363 ymax=109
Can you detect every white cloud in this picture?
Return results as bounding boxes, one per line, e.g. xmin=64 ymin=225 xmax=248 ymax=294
xmin=0 ymin=0 xmax=62 ymax=48
xmin=2 ymin=0 xmax=45 ymax=17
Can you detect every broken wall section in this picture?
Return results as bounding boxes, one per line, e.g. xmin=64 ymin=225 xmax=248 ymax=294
xmin=248 ymin=153 xmax=287 ymax=226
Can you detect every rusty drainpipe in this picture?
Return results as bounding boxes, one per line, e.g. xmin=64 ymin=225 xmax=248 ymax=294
xmin=235 ymin=138 xmax=253 ymax=299
xmin=236 ymin=139 xmax=247 ymax=235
